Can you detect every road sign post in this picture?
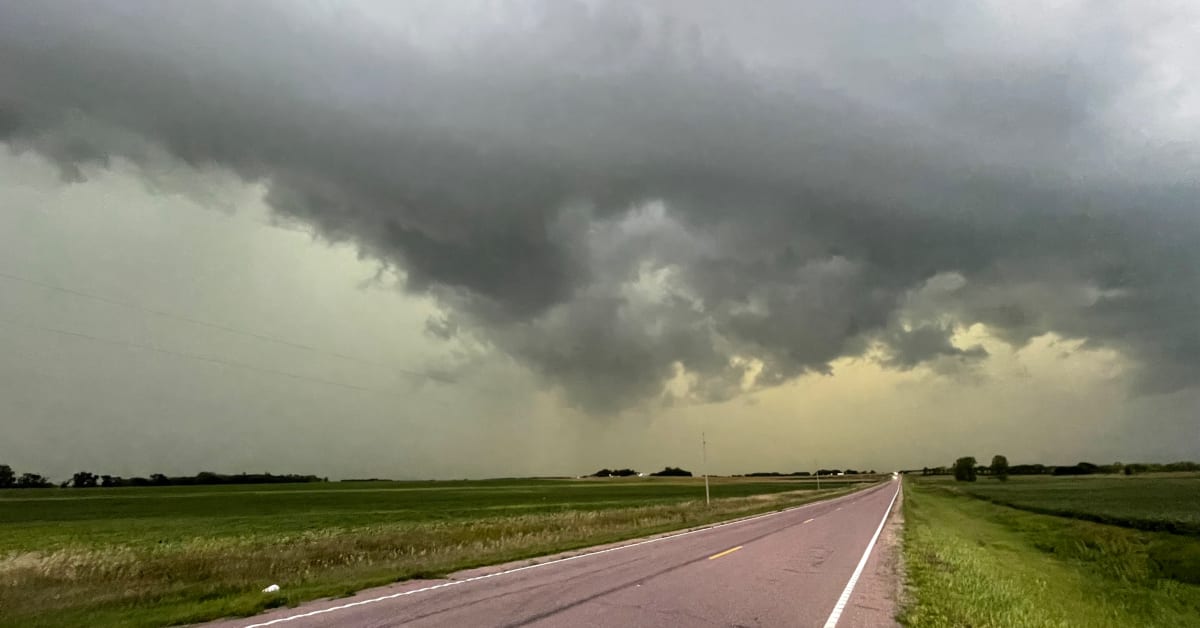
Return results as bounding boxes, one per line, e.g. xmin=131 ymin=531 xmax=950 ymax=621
xmin=702 ymin=431 xmax=710 ymax=507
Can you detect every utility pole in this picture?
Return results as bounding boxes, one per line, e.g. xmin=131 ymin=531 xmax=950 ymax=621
xmin=702 ymin=431 xmax=710 ymax=507
xmin=816 ymin=459 xmax=820 ymax=490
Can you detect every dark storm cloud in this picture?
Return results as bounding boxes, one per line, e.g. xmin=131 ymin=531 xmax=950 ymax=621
xmin=882 ymin=324 xmax=987 ymax=371
xmin=2 ymin=0 xmax=1197 ymax=411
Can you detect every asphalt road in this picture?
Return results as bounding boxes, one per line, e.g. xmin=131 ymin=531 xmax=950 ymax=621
xmin=213 ymin=480 xmax=901 ymax=628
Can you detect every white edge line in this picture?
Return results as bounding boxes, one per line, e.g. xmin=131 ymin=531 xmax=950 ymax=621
xmin=822 ymin=480 xmax=901 ymax=628
xmin=242 ymin=483 xmax=885 ymax=627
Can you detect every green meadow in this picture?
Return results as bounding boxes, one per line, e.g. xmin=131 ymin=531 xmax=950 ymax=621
xmin=948 ymin=474 xmax=1200 ymax=535
xmin=902 ymin=474 xmax=1200 ymax=628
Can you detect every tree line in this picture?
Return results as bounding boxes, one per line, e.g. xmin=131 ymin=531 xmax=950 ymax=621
xmin=0 ymin=464 xmax=53 ymax=488
xmin=918 ymin=457 xmax=1200 ymax=482
xmin=591 ymin=468 xmax=639 ymax=477
xmin=589 ymin=467 xmax=881 ymax=479
xmin=737 ymin=469 xmax=877 ymax=477
xmin=0 ymin=464 xmax=326 ymax=489
xmin=590 ymin=467 xmax=695 ymax=477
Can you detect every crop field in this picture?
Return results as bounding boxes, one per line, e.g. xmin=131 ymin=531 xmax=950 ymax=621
xmin=0 ymin=476 xmax=869 ymax=627
xmin=902 ymin=475 xmax=1200 ymax=627
xmin=940 ymin=474 xmax=1200 ymax=535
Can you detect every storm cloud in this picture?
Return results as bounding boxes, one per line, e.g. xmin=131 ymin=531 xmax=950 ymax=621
xmin=2 ymin=0 xmax=1198 ymax=412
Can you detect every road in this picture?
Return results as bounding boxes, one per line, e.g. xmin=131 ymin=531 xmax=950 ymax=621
xmin=211 ymin=480 xmax=901 ymax=628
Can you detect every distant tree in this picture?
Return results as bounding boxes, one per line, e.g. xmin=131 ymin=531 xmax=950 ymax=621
xmin=150 ymin=473 xmax=169 ymax=485
xmin=845 ymin=469 xmax=859 ymax=475
xmin=1100 ymin=462 xmax=1124 ymax=475
xmin=590 ymin=468 xmax=638 ymax=478
xmin=71 ymin=471 xmax=99 ymax=488
xmin=0 ymin=464 xmax=14 ymax=488
xmin=991 ymin=455 xmax=1009 ymax=481
xmin=1009 ymin=464 xmax=1047 ymax=475
xmin=195 ymin=471 xmax=220 ymax=484
xmin=16 ymin=473 xmax=52 ymax=488
xmin=101 ymin=475 xmax=129 ymax=487
xmin=649 ymin=466 xmax=693 ymax=477
xmin=1053 ymin=462 xmax=1100 ymax=476
xmin=869 ymin=470 xmax=877 ymax=475
xmin=953 ymin=457 xmax=977 ymax=482
xmin=1124 ymin=465 xmax=1134 ymax=476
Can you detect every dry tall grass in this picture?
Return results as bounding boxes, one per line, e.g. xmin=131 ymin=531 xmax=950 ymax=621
xmin=1 ymin=487 xmax=855 ymax=626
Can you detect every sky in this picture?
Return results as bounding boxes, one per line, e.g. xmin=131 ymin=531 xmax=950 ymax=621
xmin=2 ymin=0 xmax=1199 ymax=480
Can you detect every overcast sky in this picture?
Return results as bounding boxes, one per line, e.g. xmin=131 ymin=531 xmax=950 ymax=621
xmin=2 ymin=0 xmax=1199 ymax=480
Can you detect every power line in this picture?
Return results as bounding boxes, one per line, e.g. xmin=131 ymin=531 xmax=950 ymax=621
xmin=0 ymin=269 xmax=462 ymax=386
xmin=0 ymin=270 xmax=370 ymax=363
xmin=0 ymin=317 xmax=448 ymax=404
xmin=0 ymin=269 xmax=514 ymax=397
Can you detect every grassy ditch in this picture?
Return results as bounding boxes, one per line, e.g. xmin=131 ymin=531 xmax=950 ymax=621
xmin=1 ymin=478 xmax=866 ymax=627
xmin=901 ymin=479 xmax=1200 ymax=627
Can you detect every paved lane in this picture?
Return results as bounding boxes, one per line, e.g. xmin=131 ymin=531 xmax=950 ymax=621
xmin=213 ymin=480 xmax=901 ymax=628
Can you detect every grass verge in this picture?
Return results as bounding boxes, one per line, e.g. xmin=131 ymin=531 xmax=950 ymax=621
xmin=901 ymin=479 xmax=1200 ymax=627
xmin=2 ymin=484 xmax=861 ymax=627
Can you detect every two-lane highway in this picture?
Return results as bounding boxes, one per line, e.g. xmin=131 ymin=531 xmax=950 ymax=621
xmin=212 ymin=480 xmax=901 ymax=628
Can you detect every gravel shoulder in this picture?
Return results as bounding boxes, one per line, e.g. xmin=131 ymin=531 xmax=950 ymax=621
xmin=838 ymin=482 xmax=905 ymax=627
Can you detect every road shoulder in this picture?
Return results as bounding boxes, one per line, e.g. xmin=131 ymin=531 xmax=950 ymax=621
xmin=837 ymin=482 xmax=904 ymax=627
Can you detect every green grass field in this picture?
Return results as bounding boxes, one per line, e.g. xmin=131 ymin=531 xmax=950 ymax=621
xmin=902 ymin=475 xmax=1200 ymax=627
xmin=0 ymin=476 xmax=868 ymax=627
xmin=946 ymin=474 xmax=1200 ymax=535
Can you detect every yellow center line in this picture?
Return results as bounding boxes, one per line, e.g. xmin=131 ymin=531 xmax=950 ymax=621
xmin=707 ymin=545 xmax=744 ymax=560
